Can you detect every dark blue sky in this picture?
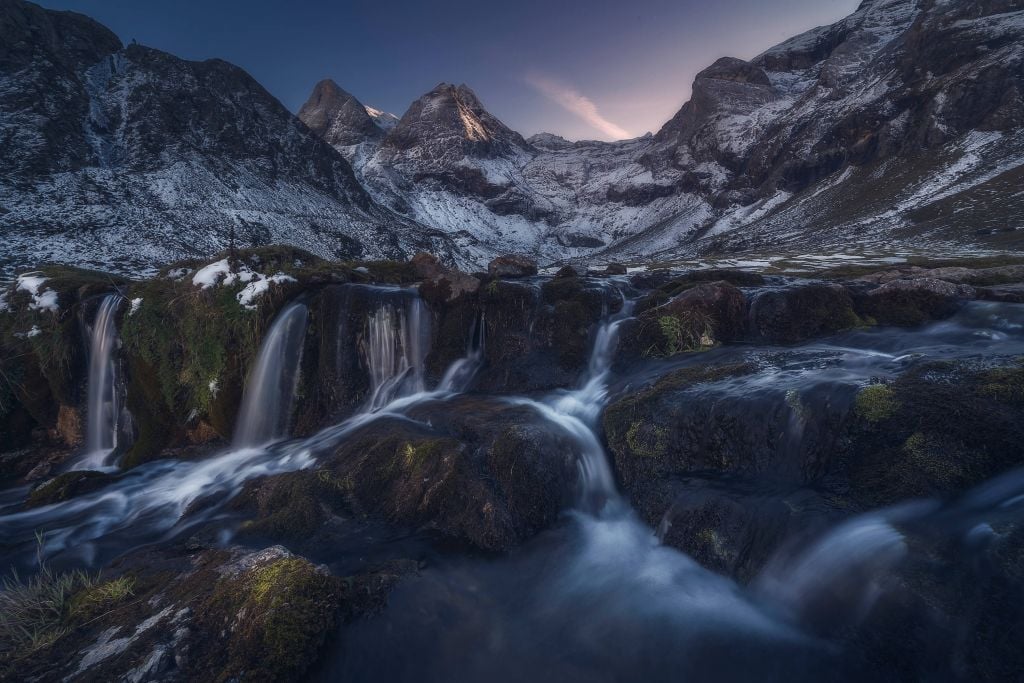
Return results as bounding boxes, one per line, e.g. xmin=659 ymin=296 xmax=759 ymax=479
xmin=41 ymin=0 xmax=860 ymax=140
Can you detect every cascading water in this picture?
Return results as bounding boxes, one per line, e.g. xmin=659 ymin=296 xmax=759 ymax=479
xmin=438 ymin=311 xmax=485 ymax=393
xmin=363 ymin=292 xmax=429 ymax=411
xmin=75 ymin=294 xmax=123 ymax=471
xmin=511 ymin=290 xmax=635 ymax=510
xmin=233 ymin=302 xmax=309 ymax=448
xmin=0 ymin=301 xmax=483 ymax=570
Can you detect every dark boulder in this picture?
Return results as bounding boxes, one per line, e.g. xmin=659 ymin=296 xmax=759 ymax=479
xmin=487 ymin=254 xmax=538 ymax=279
xmin=619 ymin=281 xmax=747 ymax=359
xmin=750 ymin=283 xmax=862 ymax=343
xmin=854 ymin=278 xmax=970 ymax=326
xmin=320 ymin=396 xmax=579 ymax=551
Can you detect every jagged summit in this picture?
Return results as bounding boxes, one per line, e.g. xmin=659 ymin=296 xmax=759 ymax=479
xmin=381 ymin=82 xmax=532 ymax=159
xmin=297 ymin=78 xmax=385 ymax=147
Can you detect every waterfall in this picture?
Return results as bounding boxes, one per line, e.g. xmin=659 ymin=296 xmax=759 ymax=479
xmin=233 ymin=302 xmax=309 ymax=448
xmin=363 ymin=293 xmax=430 ymax=411
xmin=512 ymin=292 xmax=636 ymax=512
xmin=438 ymin=312 xmax=485 ymax=393
xmin=76 ymin=294 xmax=123 ymax=471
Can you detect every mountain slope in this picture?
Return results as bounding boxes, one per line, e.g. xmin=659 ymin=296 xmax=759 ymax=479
xmin=307 ymin=0 xmax=1024 ymax=263
xmin=0 ymin=0 xmax=456 ymax=275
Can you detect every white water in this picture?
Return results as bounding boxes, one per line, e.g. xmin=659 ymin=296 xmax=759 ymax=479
xmin=233 ymin=302 xmax=309 ymax=448
xmin=363 ymin=295 xmax=430 ymax=412
xmin=75 ymin=294 xmax=123 ymax=471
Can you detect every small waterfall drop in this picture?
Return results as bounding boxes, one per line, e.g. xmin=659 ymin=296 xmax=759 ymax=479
xmin=77 ymin=294 xmax=123 ymax=471
xmin=233 ymin=302 xmax=309 ymax=448
xmin=512 ymin=290 xmax=636 ymax=512
xmin=362 ymin=293 xmax=430 ymax=411
xmin=438 ymin=312 xmax=485 ymax=393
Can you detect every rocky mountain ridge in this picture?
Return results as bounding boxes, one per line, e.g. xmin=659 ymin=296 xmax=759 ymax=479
xmin=0 ymin=0 xmax=1022 ymax=275
xmin=304 ymin=0 xmax=1024 ymax=265
xmin=0 ymin=0 xmax=458 ymax=275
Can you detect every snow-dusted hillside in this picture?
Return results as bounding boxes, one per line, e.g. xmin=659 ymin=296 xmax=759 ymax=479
xmin=303 ymin=0 xmax=1024 ymax=264
xmin=1 ymin=0 xmax=1022 ymax=274
xmin=0 ymin=1 xmax=457 ymax=275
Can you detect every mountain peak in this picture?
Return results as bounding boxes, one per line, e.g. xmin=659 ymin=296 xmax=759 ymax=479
xmin=298 ymin=79 xmax=384 ymax=148
xmin=384 ymin=81 xmax=530 ymax=158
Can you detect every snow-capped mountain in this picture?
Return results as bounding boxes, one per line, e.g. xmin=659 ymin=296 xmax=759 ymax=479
xmin=0 ymin=0 xmax=457 ymax=275
xmin=1 ymin=0 xmax=1022 ymax=274
xmin=304 ymin=0 xmax=1024 ymax=263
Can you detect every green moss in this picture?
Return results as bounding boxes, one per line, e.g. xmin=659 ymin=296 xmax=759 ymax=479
xmin=27 ymin=471 xmax=114 ymax=508
xmin=210 ymin=556 xmax=341 ymax=682
xmin=625 ymin=422 xmax=669 ymax=458
xmin=855 ymin=384 xmax=901 ymax=422
xmin=646 ymin=311 xmax=715 ymax=358
xmin=979 ymin=365 xmax=1024 ymax=403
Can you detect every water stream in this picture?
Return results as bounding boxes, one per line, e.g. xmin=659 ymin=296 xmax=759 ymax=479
xmin=4 ymin=291 xmax=1024 ymax=680
xmin=233 ymin=302 xmax=309 ymax=448
xmin=74 ymin=294 xmax=123 ymax=471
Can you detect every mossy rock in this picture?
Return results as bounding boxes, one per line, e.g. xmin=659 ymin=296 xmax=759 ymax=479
xmin=750 ymin=283 xmax=863 ymax=344
xmin=620 ymin=282 xmax=747 ymax=359
xmin=325 ymin=397 xmax=577 ymax=551
xmin=233 ymin=470 xmax=347 ymax=543
xmin=853 ymin=283 xmax=964 ymax=327
xmin=204 ymin=555 xmax=342 ymax=682
xmin=843 ymin=359 xmax=1024 ymax=506
xmin=854 ymin=384 xmax=900 ymax=422
xmin=604 ymin=362 xmax=760 ymax=487
xmin=26 ymin=470 xmax=117 ymax=508
xmin=658 ymin=269 xmax=766 ymax=297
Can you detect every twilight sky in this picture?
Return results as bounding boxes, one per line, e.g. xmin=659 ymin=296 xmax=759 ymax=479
xmin=42 ymin=0 xmax=860 ymax=141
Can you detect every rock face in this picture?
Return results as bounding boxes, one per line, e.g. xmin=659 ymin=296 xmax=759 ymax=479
xmin=0 ymin=0 xmax=456 ymax=275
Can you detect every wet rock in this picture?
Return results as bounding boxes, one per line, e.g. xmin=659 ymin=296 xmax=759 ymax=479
xmin=841 ymin=359 xmax=1024 ymax=507
xmin=628 ymin=269 xmax=675 ymax=290
xmin=855 ymin=278 xmax=969 ymax=327
xmin=750 ymin=283 xmax=862 ymax=343
xmin=53 ymin=404 xmax=83 ymax=448
xmin=464 ymin=277 xmax=608 ymax=392
xmin=487 ymin=254 xmax=538 ymax=278
xmin=604 ymin=263 xmax=628 ymax=275
xmin=620 ymin=281 xmax=747 ymax=359
xmin=653 ymin=480 xmax=838 ymax=583
xmin=554 ymin=264 xmax=584 ymax=279
xmin=26 ymin=469 xmax=118 ymax=508
xmin=604 ymin=361 xmax=842 ymax=490
xmin=419 ymin=268 xmax=480 ymax=305
xmin=322 ymin=396 xmax=578 ymax=551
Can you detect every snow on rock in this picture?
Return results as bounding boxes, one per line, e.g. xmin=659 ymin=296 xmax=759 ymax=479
xmin=16 ymin=273 xmax=59 ymax=312
xmin=129 ymin=297 xmax=143 ymax=315
xmin=191 ymin=259 xmax=295 ymax=309
xmin=191 ymin=259 xmax=235 ymax=289
xmin=236 ymin=273 xmax=296 ymax=309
